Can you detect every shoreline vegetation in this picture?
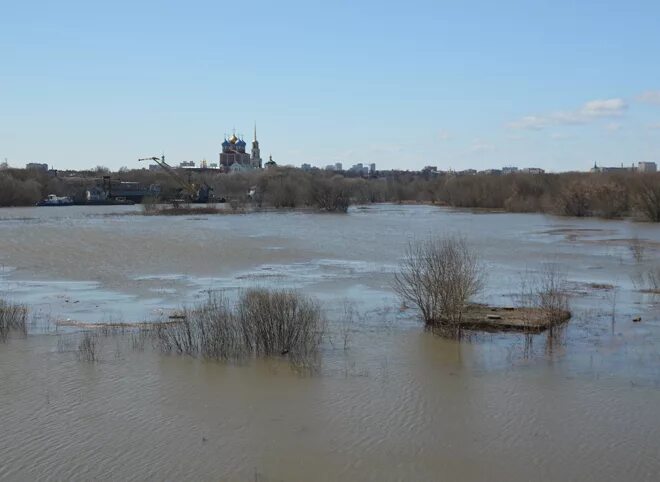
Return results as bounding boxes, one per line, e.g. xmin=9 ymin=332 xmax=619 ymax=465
xmin=0 ymin=166 xmax=658 ymax=221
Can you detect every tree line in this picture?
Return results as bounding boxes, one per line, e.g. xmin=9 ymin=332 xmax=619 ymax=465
xmin=1 ymin=166 xmax=659 ymax=221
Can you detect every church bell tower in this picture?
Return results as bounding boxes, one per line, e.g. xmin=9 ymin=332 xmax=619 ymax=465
xmin=251 ymin=123 xmax=262 ymax=168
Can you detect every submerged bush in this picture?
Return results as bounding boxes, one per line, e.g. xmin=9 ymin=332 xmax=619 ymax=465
xmin=77 ymin=331 xmax=98 ymax=362
xmin=516 ymin=264 xmax=571 ymax=325
xmin=0 ymin=299 xmax=28 ymax=342
xmin=155 ymin=289 xmax=325 ymax=361
xmin=394 ymin=236 xmax=485 ymax=330
xmin=238 ymin=289 xmax=324 ymax=357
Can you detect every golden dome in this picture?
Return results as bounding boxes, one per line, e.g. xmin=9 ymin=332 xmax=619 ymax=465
xmin=229 ymin=133 xmax=239 ymax=144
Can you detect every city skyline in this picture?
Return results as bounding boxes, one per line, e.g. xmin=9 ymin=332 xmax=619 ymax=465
xmin=2 ymin=0 xmax=660 ymax=171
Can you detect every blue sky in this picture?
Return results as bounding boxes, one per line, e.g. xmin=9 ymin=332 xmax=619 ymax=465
xmin=1 ymin=0 xmax=659 ymax=171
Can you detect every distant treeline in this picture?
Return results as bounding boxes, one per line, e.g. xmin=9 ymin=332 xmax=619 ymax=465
xmin=1 ymin=167 xmax=659 ymax=221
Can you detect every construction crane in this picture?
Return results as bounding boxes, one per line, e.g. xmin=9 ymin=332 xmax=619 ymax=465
xmin=138 ymin=155 xmax=213 ymax=203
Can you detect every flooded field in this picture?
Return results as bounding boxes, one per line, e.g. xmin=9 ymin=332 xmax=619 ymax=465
xmin=1 ymin=204 xmax=659 ymax=481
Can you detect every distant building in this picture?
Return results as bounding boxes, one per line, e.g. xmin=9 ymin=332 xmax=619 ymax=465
xmin=478 ymin=169 xmax=502 ymax=175
xmin=264 ymin=155 xmax=277 ymax=170
xmin=301 ymin=163 xmax=312 ymax=171
xmin=220 ymin=125 xmax=262 ymax=170
xmin=179 ymin=161 xmax=195 ymax=168
xmin=26 ymin=162 xmax=48 ymax=171
xmin=335 ymin=162 xmax=343 ymax=171
xmin=148 ymin=164 xmax=163 ymax=171
xmin=369 ymin=163 xmax=376 ymax=175
xmin=591 ymin=162 xmax=637 ymax=173
xmin=502 ymin=166 xmax=518 ymax=174
xmin=521 ymin=167 xmax=545 ymax=174
xmin=422 ymin=166 xmax=442 ymax=176
xmin=638 ymin=161 xmax=657 ymax=173
xmin=348 ymin=163 xmax=369 ymax=176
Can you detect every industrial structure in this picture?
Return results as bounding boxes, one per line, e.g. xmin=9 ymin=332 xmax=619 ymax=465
xmin=138 ymin=155 xmax=214 ymax=203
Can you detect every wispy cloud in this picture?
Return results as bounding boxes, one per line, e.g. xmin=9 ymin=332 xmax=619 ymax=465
xmin=648 ymin=123 xmax=660 ymax=130
xmin=604 ymin=122 xmax=622 ymax=132
xmin=509 ymin=115 xmax=548 ymax=130
xmin=509 ymin=98 xmax=628 ymax=130
xmin=469 ymin=139 xmax=494 ymax=153
xmin=637 ymin=91 xmax=660 ymax=105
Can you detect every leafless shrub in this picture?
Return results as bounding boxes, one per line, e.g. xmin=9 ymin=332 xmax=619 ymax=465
xmin=537 ymin=265 xmax=570 ymax=323
xmin=629 ymin=237 xmax=646 ymax=263
xmin=635 ymin=178 xmax=660 ymax=222
xmin=129 ymin=327 xmax=152 ymax=351
xmin=77 ymin=331 xmax=98 ymax=362
xmin=590 ymin=182 xmax=628 ymax=219
xmin=309 ymin=176 xmax=351 ymax=212
xmin=238 ymin=289 xmax=325 ymax=358
xmin=337 ymin=302 xmax=357 ymax=350
xmin=515 ymin=264 xmax=570 ymax=325
xmin=557 ymin=181 xmax=591 ymax=217
xmin=0 ymin=299 xmax=28 ymax=342
xmin=393 ymin=236 xmax=485 ymax=331
xmin=141 ymin=198 xmax=160 ymax=214
xmin=155 ymin=289 xmax=325 ymax=362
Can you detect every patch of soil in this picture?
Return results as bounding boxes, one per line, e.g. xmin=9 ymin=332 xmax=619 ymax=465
xmin=456 ymin=305 xmax=571 ymax=333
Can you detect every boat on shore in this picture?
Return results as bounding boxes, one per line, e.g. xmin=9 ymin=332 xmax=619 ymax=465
xmin=36 ymin=194 xmax=74 ymax=206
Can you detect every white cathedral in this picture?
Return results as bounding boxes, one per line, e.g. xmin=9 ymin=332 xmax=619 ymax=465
xmin=219 ymin=126 xmax=262 ymax=172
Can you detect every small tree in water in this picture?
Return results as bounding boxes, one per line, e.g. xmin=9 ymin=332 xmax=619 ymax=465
xmin=394 ymin=236 xmax=485 ymax=332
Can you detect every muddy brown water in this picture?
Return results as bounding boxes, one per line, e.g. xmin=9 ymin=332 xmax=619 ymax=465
xmin=1 ymin=204 xmax=659 ymax=481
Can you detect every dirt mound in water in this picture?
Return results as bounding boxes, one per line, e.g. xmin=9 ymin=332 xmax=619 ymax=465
xmin=457 ymin=305 xmax=571 ymax=333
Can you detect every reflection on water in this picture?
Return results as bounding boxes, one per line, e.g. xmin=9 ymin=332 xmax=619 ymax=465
xmin=1 ymin=204 xmax=659 ymax=481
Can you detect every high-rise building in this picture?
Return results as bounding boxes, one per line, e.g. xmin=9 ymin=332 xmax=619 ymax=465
xmin=638 ymin=161 xmax=657 ymax=173
xmin=26 ymin=162 xmax=48 ymax=171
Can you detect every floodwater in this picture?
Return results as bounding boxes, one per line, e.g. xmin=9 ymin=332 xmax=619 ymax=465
xmin=1 ymin=204 xmax=659 ymax=481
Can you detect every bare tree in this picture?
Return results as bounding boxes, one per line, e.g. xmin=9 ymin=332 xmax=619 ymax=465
xmin=393 ymin=236 xmax=485 ymax=328
xmin=635 ymin=178 xmax=660 ymax=222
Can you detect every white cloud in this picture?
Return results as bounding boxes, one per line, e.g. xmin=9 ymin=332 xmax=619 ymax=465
xmin=637 ymin=91 xmax=660 ymax=105
xmin=648 ymin=123 xmax=660 ymax=130
xmin=604 ymin=122 xmax=622 ymax=132
xmin=508 ymin=115 xmax=547 ymax=130
xmin=581 ymin=98 xmax=627 ymax=117
xmin=509 ymin=98 xmax=628 ymax=130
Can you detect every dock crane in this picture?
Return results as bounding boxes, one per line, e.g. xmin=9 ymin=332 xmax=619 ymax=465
xmin=138 ymin=155 xmax=214 ymax=203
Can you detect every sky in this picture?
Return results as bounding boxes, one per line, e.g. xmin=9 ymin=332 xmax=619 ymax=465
xmin=1 ymin=0 xmax=659 ymax=172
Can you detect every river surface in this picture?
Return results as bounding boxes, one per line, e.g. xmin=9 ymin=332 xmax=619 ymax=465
xmin=1 ymin=204 xmax=659 ymax=481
